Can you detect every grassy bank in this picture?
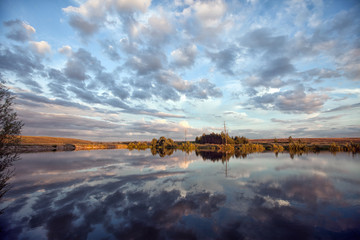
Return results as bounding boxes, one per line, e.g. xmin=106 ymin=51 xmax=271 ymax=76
xmin=18 ymin=136 xmax=360 ymax=153
xmin=19 ymin=136 xmax=127 ymax=152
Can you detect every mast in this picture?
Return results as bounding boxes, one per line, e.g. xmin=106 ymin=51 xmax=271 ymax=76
xmin=224 ymin=121 xmax=228 ymax=177
xmin=224 ymin=121 xmax=227 ymax=146
xmin=184 ymin=128 xmax=187 ymax=142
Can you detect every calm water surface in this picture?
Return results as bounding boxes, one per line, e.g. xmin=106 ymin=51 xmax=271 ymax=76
xmin=0 ymin=150 xmax=359 ymax=239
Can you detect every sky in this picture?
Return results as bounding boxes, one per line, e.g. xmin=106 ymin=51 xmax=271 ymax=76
xmin=0 ymin=0 xmax=359 ymax=141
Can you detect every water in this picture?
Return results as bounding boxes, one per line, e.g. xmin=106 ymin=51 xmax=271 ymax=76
xmin=0 ymin=149 xmax=359 ymax=239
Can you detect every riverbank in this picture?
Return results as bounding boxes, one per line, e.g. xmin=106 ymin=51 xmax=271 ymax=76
xmin=17 ymin=136 xmax=360 ymax=153
xmin=18 ymin=136 xmax=127 ymax=153
xmin=18 ymin=143 xmax=128 ymax=153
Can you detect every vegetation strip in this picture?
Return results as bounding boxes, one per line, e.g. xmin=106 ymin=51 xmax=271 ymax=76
xmin=18 ymin=134 xmax=360 ymax=154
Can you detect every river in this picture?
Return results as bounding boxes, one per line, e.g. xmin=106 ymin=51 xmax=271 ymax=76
xmin=0 ymin=149 xmax=359 ymax=239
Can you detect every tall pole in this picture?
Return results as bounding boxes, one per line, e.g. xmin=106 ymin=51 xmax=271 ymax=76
xmin=224 ymin=121 xmax=227 ymax=146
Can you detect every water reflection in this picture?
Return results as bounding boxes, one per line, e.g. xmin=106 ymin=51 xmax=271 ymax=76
xmin=0 ymin=150 xmax=359 ymax=239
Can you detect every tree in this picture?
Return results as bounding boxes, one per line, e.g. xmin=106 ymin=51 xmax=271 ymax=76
xmin=0 ymin=83 xmax=23 ymax=203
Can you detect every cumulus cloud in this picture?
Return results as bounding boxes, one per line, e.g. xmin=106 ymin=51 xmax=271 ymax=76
xmin=63 ymin=48 xmax=103 ymax=81
xmin=179 ymin=0 xmax=231 ymax=46
xmin=3 ymin=19 xmax=36 ymax=42
xmin=250 ymin=85 xmax=328 ymax=114
xmin=335 ymin=48 xmax=360 ymax=81
xmin=68 ymin=15 xmax=100 ymax=37
xmin=193 ymin=0 xmax=226 ymax=28
xmin=100 ymin=40 xmax=120 ymax=61
xmin=58 ymin=45 xmax=72 ymax=56
xmin=145 ymin=14 xmax=174 ymax=46
xmin=206 ymin=46 xmax=238 ymax=75
xmin=0 ymin=45 xmax=44 ymax=77
xmin=171 ymin=44 xmax=197 ymax=68
xmin=240 ymin=28 xmax=287 ymax=57
xmin=242 ymin=57 xmax=294 ymax=89
xmin=114 ymin=0 xmax=151 ymax=13
xmin=29 ymin=41 xmax=51 ymax=56
xmin=155 ymin=71 xmax=222 ymax=100
xmin=125 ymin=50 xmax=165 ymax=75
xmin=260 ymin=57 xmax=295 ymax=80
xmin=300 ymin=68 xmax=341 ymax=82
xmin=63 ymin=0 xmax=152 ymax=37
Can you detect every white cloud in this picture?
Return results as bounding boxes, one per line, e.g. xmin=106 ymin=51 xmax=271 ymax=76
xmin=193 ymin=0 xmax=226 ymax=27
xmin=30 ymin=41 xmax=51 ymax=55
xmin=336 ymin=48 xmax=360 ymax=81
xmin=63 ymin=0 xmax=152 ymax=37
xmin=144 ymin=14 xmax=173 ymax=44
xmin=148 ymin=15 xmax=172 ymax=34
xmin=179 ymin=120 xmax=190 ymax=128
xmin=3 ymin=19 xmax=36 ymax=42
xmin=115 ymin=0 xmax=151 ymax=13
xmin=171 ymin=44 xmax=197 ymax=68
xmin=58 ymin=45 xmax=73 ymax=56
xmin=22 ymin=22 xmax=36 ymax=35
xmin=63 ymin=0 xmax=151 ymax=17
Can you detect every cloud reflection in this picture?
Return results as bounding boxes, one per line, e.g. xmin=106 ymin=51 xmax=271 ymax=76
xmin=0 ymin=150 xmax=359 ymax=239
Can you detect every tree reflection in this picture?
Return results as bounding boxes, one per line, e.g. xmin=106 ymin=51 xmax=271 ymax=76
xmin=151 ymin=148 xmax=175 ymax=157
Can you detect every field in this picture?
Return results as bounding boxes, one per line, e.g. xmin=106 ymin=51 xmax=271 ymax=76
xmin=20 ymin=136 xmax=94 ymax=145
xmin=249 ymin=137 xmax=360 ymax=145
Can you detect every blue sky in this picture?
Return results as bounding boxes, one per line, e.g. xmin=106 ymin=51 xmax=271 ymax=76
xmin=0 ymin=0 xmax=359 ymax=141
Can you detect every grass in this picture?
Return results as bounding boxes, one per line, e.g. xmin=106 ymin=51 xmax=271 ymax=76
xmin=20 ymin=136 xmax=94 ymax=145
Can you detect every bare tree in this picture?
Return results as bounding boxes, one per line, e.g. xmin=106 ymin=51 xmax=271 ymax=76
xmin=0 ymin=83 xmax=23 ymax=205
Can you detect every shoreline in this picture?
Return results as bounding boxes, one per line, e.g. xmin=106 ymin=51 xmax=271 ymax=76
xmin=18 ymin=143 xmax=128 ymax=153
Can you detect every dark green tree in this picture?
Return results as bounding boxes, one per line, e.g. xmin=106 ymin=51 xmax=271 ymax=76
xmin=0 ymin=83 xmax=23 ymax=203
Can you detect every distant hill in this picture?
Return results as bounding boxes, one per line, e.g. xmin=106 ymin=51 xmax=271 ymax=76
xmin=20 ymin=136 xmax=93 ymax=145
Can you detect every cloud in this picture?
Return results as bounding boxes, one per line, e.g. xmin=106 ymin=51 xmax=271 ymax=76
xmin=100 ymin=39 xmax=121 ymax=61
xmin=63 ymin=0 xmax=152 ymax=37
xmin=193 ymin=0 xmax=226 ymax=28
xmin=96 ymin=72 xmax=130 ymax=100
xmin=206 ymin=46 xmax=238 ymax=75
xmin=19 ymin=78 xmax=43 ymax=93
xmin=125 ymin=50 xmax=165 ymax=75
xmin=58 ymin=45 xmax=72 ymax=57
xmin=155 ymin=71 xmax=222 ymax=100
xmin=145 ymin=14 xmax=174 ymax=46
xmin=250 ymin=85 xmax=328 ymax=114
xmin=29 ymin=41 xmax=51 ymax=56
xmin=68 ymin=15 xmax=100 ymax=37
xmin=180 ymin=0 xmax=230 ymax=46
xmin=299 ymin=68 xmax=341 ymax=82
xmin=244 ymin=75 xmax=286 ymax=88
xmin=67 ymin=86 xmax=102 ymax=104
xmin=114 ymin=0 xmax=151 ymax=13
xmin=241 ymin=57 xmax=295 ymax=89
xmin=171 ymin=44 xmax=197 ymax=68
xmin=132 ymin=90 xmax=151 ymax=100
xmin=260 ymin=57 xmax=295 ymax=80
xmin=63 ymin=48 xmax=103 ymax=81
xmin=335 ymin=48 xmax=360 ymax=81
xmin=0 ymin=45 xmax=44 ymax=77
xmin=271 ymin=115 xmax=342 ymax=124
xmin=3 ymin=19 xmax=36 ymax=42
xmin=15 ymin=91 xmax=90 ymax=110
xmin=324 ymin=102 xmax=360 ymax=113
xmin=240 ymin=28 xmax=287 ymax=57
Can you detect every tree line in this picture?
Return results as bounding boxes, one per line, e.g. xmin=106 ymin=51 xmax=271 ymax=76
xmin=195 ymin=132 xmax=249 ymax=145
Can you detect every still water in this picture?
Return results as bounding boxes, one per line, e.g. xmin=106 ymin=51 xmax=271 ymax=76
xmin=0 ymin=150 xmax=359 ymax=239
